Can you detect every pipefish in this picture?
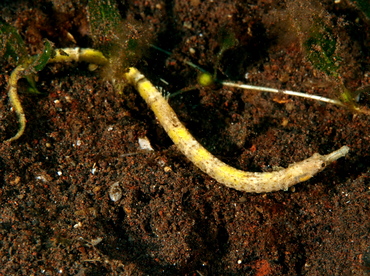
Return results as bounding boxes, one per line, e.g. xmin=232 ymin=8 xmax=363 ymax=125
xmin=5 ymin=48 xmax=350 ymax=193
xmin=124 ymin=67 xmax=349 ymax=193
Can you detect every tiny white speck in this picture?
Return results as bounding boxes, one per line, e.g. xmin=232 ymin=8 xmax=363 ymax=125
xmin=73 ymin=222 xmax=82 ymax=228
xmin=76 ymin=139 xmax=82 ymax=146
xmin=237 ymin=260 xmax=242 ymax=264
xmin=35 ymin=175 xmax=46 ymax=182
xmin=57 ymin=171 xmax=62 ymax=176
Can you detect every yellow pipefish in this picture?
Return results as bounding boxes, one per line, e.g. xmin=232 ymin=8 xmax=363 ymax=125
xmin=124 ymin=67 xmax=349 ymax=193
xmin=4 ymin=48 xmax=349 ymax=193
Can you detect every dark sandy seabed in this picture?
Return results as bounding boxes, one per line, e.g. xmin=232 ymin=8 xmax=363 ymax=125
xmin=0 ymin=0 xmax=369 ymax=275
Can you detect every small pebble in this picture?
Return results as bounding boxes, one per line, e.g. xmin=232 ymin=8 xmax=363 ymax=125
xmin=109 ymin=182 xmax=122 ymax=202
xmin=164 ymin=166 xmax=172 ymax=173
xmin=90 ymin=237 xmax=103 ymax=246
xmin=138 ymin=136 xmax=154 ymax=151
